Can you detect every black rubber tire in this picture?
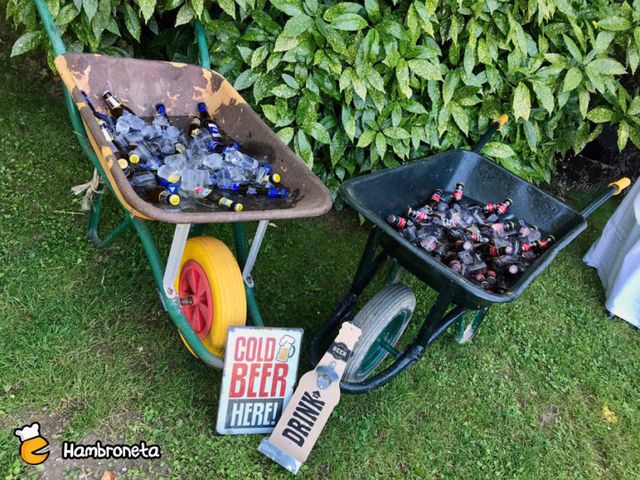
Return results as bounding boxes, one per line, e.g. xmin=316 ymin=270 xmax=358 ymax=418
xmin=343 ymin=283 xmax=416 ymax=383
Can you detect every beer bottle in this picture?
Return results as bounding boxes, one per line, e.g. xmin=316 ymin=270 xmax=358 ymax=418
xmin=117 ymin=158 xmax=133 ymax=178
xmin=223 ymin=185 xmax=289 ymax=199
xmin=424 ymin=188 xmax=443 ymax=212
xmin=407 ymin=208 xmax=429 ymax=223
xmin=472 ymin=272 xmax=491 ymax=290
xmin=187 ymin=116 xmax=202 ymax=137
xmin=142 ymin=186 xmax=181 ymax=206
xmin=450 ymin=182 xmax=464 ymax=206
xmin=448 ymin=258 xmax=462 ymax=273
xmin=81 ymin=90 xmax=111 ymax=122
xmin=197 ymin=102 xmax=225 ymax=142
xmin=521 ymin=235 xmax=555 ymax=253
xmin=102 ymin=91 xmax=135 ymax=118
xmin=387 ymin=215 xmax=409 ymax=230
xmin=478 ymin=243 xmax=513 ymax=257
xmin=204 ymin=192 xmax=243 ymax=212
xmin=483 ymin=198 xmax=512 ymax=216
xmin=491 ymin=221 xmax=516 ymax=236
xmin=486 ymin=269 xmax=497 ymax=285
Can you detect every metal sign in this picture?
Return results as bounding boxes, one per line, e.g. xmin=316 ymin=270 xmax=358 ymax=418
xmin=216 ymin=326 xmax=303 ymax=435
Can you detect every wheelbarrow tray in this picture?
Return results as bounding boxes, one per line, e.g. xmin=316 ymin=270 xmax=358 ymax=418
xmin=55 ymin=53 xmax=332 ymax=224
xmin=340 ymin=150 xmax=587 ymax=308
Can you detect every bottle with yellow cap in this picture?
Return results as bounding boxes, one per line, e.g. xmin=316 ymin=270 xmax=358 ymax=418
xmin=117 ymin=158 xmax=134 ymax=178
xmin=202 ymin=191 xmax=243 ymax=212
xmin=141 ymin=186 xmax=181 ymax=207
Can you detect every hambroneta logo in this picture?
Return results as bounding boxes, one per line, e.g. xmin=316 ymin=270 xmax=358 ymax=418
xmin=14 ymin=423 xmax=50 ymax=465
xmin=15 ymin=421 xmax=162 ymax=465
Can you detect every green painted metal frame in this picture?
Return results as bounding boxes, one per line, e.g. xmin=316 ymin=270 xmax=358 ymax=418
xmin=33 ymin=0 xmax=264 ymax=369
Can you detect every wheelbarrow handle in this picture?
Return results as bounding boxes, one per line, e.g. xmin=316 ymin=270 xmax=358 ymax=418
xmin=580 ymin=177 xmax=632 ymax=218
xmin=471 ymin=114 xmax=509 ymax=154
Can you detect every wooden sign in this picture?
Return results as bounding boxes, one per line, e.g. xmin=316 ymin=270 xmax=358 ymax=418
xmin=216 ymin=327 xmax=303 ymax=435
xmin=258 ymin=322 xmax=361 ymax=474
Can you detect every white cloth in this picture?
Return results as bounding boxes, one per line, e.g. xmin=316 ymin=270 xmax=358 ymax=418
xmin=583 ymin=179 xmax=640 ymax=327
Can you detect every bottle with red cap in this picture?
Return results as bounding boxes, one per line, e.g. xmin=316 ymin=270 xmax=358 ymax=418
xmin=449 ymin=182 xmax=464 ymax=206
xmin=521 ymin=235 xmax=555 ymax=254
xmin=483 ymin=198 xmax=512 ymax=216
xmin=387 ymin=215 xmax=410 ymax=230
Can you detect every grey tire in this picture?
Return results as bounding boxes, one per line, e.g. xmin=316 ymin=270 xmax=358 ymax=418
xmin=343 ymin=283 xmax=416 ymax=383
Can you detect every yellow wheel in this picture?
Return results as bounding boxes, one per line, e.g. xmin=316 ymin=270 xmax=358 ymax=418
xmin=175 ymin=236 xmax=246 ymax=358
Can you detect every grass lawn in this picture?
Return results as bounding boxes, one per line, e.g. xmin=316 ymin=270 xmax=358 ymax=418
xmin=1 ymin=36 xmax=640 ymax=480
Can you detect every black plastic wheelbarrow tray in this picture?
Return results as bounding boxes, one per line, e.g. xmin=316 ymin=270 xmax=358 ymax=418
xmin=33 ymin=0 xmax=332 ymax=370
xmin=310 ymin=117 xmax=630 ymax=393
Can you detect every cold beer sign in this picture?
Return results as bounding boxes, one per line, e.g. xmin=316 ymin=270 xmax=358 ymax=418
xmin=216 ymin=327 xmax=303 ymax=435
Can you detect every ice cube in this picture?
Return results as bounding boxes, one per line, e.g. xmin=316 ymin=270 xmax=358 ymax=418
xmin=164 ymin=153 xmax=186 ymax=171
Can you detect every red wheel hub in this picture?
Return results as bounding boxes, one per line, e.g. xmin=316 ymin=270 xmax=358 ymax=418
xmin=178 ymin=260 xmax=213 ymax=339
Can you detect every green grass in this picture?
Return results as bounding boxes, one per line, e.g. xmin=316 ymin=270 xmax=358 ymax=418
xmin=1 ymin=39 xmax=640 ymax=480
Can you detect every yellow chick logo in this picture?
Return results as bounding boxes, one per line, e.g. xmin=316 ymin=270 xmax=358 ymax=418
xmin=14 ymin=422 xmax=50 ymax=465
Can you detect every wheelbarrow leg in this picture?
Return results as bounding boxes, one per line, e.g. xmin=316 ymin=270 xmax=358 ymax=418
xmin=385 ymin=259 xmax=402 ymax=284
xmin=455 ymin=307 xmax=490 ymax=344
xmin=232 ymin=222 xmax=265 ymax=327
xmin=87 ymin=185 xmax=133 ymax=248
xmin=309 ymin=228 xmax=388 ymax=366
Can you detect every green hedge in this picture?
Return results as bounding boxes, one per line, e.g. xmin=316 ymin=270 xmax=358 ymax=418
xmin=8 ymin=0 xmax=640 ymax=190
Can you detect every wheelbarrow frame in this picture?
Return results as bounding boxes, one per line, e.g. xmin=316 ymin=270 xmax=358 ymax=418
xmin=33 ymin=0 xmax=271 ymax=369
xmin=309 ymin=121 xmax=628 ymax=394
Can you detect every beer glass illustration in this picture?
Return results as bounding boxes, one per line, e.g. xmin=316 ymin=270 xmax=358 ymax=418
xmin=276 ymin=335 xmax=296 ymax=362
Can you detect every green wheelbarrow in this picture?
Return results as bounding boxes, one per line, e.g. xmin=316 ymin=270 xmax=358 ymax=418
xmin=32 ymin=0 xmax=332 ymax=367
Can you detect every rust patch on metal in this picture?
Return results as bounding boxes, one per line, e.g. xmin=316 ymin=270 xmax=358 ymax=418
xmin=54 ymin=53 xmax=332 ymax=224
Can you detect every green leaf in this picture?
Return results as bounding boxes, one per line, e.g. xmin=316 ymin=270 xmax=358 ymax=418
xmin=597 ymin=17 xmax=631 ymax=32
xmin=122 ymin=3 xmax=141 ymax=41
xmin=306 ymin=122 xmax=331 ymax=144
xmin=341 ymin=105 xmax=355 ymax=141
xmin=513 ymin=82 xmax=531 ymax=121
xmin=276 ymin=127 xmax=294 ymax=145
xmin=366 ymin=68 xmax=385 ymax=92
xmin=234 ymin=70 xmax=258 ymax=90
xmin=55 ymin=4 xmax=80 ymax=26
xmin=272 ymin=84 xmax=298 ymax=98
xmin=578 ymin=89 xmax=590 ymax=118
xmin=323 ymin=2 xmax=362 ymax=20
xmin=562 ymin=34 xmax=582 ymax=62
xmin=587 ymin=58 xmax=626 ymax=76
xmin=352 ymin=76 xmax=367 ymax=100
xmin=463 ymin=43 xmax=475 ymax=76
xmin=84 ymin=0 xmax=98 ymax=20
xmin=523 ymin=121 xmax=538 ymax=151
xmin=330 ymin=14 xmax=368 ymax=31
xmin=407 ymin=59 xmax=442 ymax=81
xmin=295 ymin=130 xmax=313 ymax=168
xmin=532 ymin=81 xmax=554 ymax=115
xmin=562 ymin=67 xmax=582 ymax=93
xmin=175 ymin=3 xmax=194 ymax=26
xmin=442 ymin=70 xmax=460 ymax=105
xmin=594 ymin=31 xmax=615 ymax=52
xmin=11 ymin=32 xmax=41 ymax=57
xmin=627 ymin=96 xmax=640 ymax=116
xmin=375 ymin=132 xmax=387 ymax=157
xmin=135 ymin=0 xmax=155 ymax=23
xmin=271 ymin=0 xmax=304 ymax=16
xmin=482 ymin=142 xmax=516 ymax=159
xmin=364 ymin=0 xmax=380 ymax=22
xmin=396 ymin=58 xmax=411 ymax=99
xmin=251 ymin=46 xmax=270 ymax=69
xmin=274 ymin=34 xmax=299 ymax=52
xmin=450 ymin=102 xmax=469 ymax=135
xmin=282 ymin=73 xmax=300 ymax=90
xmin=357 ymin=129 xmax=376 ymax=148
xmin=586 ymin=107 xmax=613 ymax=123
xmin=383 ymin=127 xmax=410 ymax=140
xmin=330 ymin=131 xmax=347 ymax=166
xmin=218 ymin=0 xmax=236 ymax=18
xmin=282 ymin=13 xmax=314 ymax=37
xmin=190 ymin=0 xmax=203 ymax=16
xmin=618 ymin=120 xmax=629 ymax=151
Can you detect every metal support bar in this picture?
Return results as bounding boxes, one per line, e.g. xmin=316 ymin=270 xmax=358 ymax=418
xmin=340 ymin=305 xmax=468 ymax=394
xmin=242 ymin=220 xmax=269 ymax=288
xmin=376 ymin=338 xmax=401 ymax=358
xmin=130 ymin=218 xmax=224 ymax=369
xmin=163 ymin=224 xmax=191 ymax=298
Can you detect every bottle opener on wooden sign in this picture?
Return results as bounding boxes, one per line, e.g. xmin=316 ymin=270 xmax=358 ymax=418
xmin=258 ymin=322 xmax=362 ymax=474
